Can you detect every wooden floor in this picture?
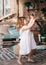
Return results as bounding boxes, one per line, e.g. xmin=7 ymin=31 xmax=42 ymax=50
xmin=0 ymin=49 xmax=46 ymax=65
xmin=0 ymin=59 xmax=46 ymax=65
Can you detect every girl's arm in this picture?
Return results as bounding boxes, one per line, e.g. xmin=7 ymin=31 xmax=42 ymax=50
xmin=22 ymin=19 xmax=35 ymax=31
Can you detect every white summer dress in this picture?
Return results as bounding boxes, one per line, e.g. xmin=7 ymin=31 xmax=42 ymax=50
xmin=19 ymin=20 xmax=36 ymax=55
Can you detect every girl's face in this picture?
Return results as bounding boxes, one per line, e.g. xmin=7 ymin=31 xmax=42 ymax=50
xmin=24 ymin=19 xmax=28 ymax=25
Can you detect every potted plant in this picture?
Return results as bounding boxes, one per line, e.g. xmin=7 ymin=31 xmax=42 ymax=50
xmin=36 ymin=19 xmax=46 ymax=43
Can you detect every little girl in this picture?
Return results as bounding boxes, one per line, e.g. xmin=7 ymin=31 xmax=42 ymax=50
xmin=16 ymin=14 xmax=37 ymax=65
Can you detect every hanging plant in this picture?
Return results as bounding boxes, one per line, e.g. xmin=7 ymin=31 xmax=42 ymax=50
xmin=24 ymin=2 xmax=34 ymax=11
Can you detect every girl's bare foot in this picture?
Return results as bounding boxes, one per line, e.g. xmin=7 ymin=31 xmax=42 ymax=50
xmin=17 ymin=60 xmax=23 ymax=65
xmin=27 ymin=58 xmax=35 ymax=63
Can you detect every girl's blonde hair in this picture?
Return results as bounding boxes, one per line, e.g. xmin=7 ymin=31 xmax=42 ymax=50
xmin=16 ymin=18 xmax=24 ymax=30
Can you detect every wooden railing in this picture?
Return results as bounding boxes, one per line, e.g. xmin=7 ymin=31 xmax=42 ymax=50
xmin=0 ymin=13 xmax=16 ymax=21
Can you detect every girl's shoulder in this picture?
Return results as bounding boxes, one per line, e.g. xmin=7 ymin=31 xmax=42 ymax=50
xmin=20 ymin=25 xmax=27 ymax=32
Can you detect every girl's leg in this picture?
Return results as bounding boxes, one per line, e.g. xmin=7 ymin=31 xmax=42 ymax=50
xmin=28 ymin=49 xmax=36 ymax=62
xmin=17 ymin=54 xmax=23 ymax=65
